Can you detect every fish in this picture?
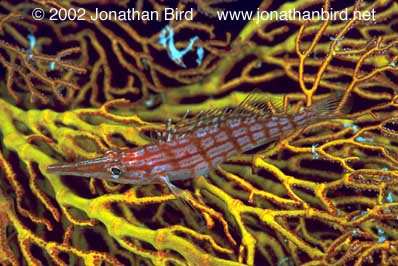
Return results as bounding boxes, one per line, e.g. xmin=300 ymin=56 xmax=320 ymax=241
xmin=46 ymin=91 xmax=348 ymax=224
xmin=47 ymin=92 xmax=348 ymax=185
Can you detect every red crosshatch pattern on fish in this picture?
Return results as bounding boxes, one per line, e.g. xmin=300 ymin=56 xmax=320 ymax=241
xmin=47 ymin=92 xmax=348 ymax=186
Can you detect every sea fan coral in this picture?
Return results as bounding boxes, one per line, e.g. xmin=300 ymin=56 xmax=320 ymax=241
xmin=0 ymin=0 xmax=397 ymax=265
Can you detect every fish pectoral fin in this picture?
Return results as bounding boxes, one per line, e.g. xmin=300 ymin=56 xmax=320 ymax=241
xmin=156 ymin=175 xmax=206 ymax=231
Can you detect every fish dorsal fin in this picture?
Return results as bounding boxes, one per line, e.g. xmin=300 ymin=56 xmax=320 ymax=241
xmin=307 ymin=91 xmax=351 ymax=116
xmin=154 ymin=90 xmax=284 ymax=142
xmin=175 ymin=90 xmax=283 ymax=125
xmin=235 ymin=89 xmax=284 ymax=115
xmin=140 ymin=118 xmax=178 ymax=143
xmin=149 ymin=118 xmax=179 ymax=143
xmin=171 ymin=107 xmax=232 ymax=136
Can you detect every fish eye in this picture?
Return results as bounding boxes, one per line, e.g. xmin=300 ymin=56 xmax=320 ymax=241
xmin=110 ymin=167 xmax=121 ymax=178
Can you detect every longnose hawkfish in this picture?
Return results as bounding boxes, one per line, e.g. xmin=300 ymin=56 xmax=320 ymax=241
xmin=47 ymin=92 xmax=348 ymax=220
